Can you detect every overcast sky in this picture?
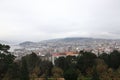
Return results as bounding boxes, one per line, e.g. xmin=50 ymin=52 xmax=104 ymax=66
xmin=0 ymin=0 xmax=120 ymax=42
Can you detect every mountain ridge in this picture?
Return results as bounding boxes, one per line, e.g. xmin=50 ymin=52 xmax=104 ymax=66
xmin=19 ymin=37 xmax=120 ymax=47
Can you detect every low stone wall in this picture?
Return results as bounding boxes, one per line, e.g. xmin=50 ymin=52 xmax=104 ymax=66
xmin=35 ymin=78 xmax=65 ymax=80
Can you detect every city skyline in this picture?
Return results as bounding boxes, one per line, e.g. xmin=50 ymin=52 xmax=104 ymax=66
xmin=0 ymin=0 xmax=120 ymax=42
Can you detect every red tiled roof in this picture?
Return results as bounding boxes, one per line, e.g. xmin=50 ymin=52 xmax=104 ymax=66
xmin=52 ymin=52 xmax=78 ymax=57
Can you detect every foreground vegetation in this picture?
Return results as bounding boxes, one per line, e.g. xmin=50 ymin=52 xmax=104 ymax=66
xmin=1 ymin=43 xmax=120 ymax=80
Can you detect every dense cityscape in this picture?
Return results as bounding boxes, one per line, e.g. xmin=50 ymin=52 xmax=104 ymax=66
xmin=12 ymin=38 xmax=120 ymax=60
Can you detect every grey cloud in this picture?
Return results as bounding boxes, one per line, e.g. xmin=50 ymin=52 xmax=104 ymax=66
xmin=0 ymin=0 xmax=120 ymax=42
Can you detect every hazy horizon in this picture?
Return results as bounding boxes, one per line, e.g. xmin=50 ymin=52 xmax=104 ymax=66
xmin=0 ymin=0 xmax=120 ymax=42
